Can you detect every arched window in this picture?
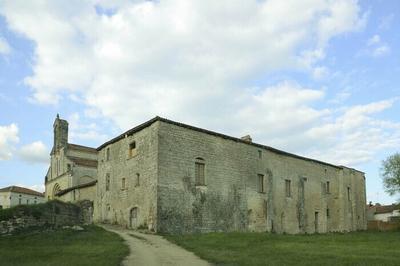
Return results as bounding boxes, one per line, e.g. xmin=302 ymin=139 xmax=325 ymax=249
xmin=195 ymin=157 xmax=205 ymax=186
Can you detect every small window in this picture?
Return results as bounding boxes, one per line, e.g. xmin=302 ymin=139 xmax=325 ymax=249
xmin=258 ymin=174 xmax=265 ymax=193
xmin=195 ymin=159 xmax=205 ymax=186
xmin=326 ymin=181 xmax=330 ymax=194
xmin=135 ymin=173 xmax=140 ymax=187
xmin=129 ymin=141 xmax=137 ymax=157
xmin=347 ymin=187 xmax=351 ymax=201
xmin=285 ymin=179 xmax=291 ymax=197
xmin=106 ymin=173 xmax=110 ymax=191
xmin=26 ymin=199 xmax=29 ymax=204
xmin=326 ymin=208 xmax=330 ymax=218
xmin=34 ymin=200 xmax=37 ymax=204
xmin=67 ymin=164 xmax=71 ymax=171
xmin=122 ymin=178 xmax=126 ymax=190
xmin=106 ymin=147 xmax=110 ymax=161
xmin=258 ymin=150 xmax=262 ymax=159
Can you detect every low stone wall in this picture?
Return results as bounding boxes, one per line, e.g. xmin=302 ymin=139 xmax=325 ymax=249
xmin=367 ymin=220 xmax=400 ymax=231
xmin=0 ymin=200 xmax=93 ymax=235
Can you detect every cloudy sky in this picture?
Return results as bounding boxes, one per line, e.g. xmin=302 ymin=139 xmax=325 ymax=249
xmin=0 ymin=0 xmax=399 ymax=203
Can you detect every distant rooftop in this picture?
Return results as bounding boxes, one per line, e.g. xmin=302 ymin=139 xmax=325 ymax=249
xmin=0 ymin=186 xmax=44 ymax=197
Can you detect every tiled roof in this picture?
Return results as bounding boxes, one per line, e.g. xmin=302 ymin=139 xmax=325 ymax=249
xmin=96 ymin=116 xmax=363 ymax=173
xmin=374 ymin=204 xmax=400 ymax=214
xmin=67 ymin=156 xmax=98 ymax=168
xmin=0 ymin=186 xmax=44 ymax=197
xmin=68 ymin=143 xmax=97 ymax=154
xmin=56 ymin=180 xmax=97 ymax=196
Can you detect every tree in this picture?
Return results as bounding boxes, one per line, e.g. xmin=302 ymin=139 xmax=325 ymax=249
xmin=381 ymin=153 xmax=400 ymax=196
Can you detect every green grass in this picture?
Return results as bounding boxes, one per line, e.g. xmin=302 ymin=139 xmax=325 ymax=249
xmin=165 ymin=231 xmax=400 ymax=266
xmin=0 ymin=225 xmax=129 ymax=266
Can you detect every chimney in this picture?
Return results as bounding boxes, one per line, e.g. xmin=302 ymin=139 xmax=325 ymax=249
xmin=241 ymin=135 xmax=252 ymax=143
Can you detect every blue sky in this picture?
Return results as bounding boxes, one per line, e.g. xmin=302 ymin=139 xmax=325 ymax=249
xmin=0 ymin=0 xmax=399 ymax=203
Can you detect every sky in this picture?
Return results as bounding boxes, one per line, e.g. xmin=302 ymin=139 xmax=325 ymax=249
xmin=0 ymin=0 xmax=399 ymax=204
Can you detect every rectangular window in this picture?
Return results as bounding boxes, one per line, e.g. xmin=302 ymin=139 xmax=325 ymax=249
xmin=26 ymin=199 xmax=29 ymax=204
xmin=122 ymin=178 xmax=126 ymax=190
xmin=106 ymin=173 xmax=110 ymax=191
xmin=326 ymin=208 xmax=330 ymax=218
xmin=135 ymin=173 xmax=140 ymax=187
xmin=285 ymin=179 xmax=291 ymax=197
xmin=258 ymin=174 xmax=265 ymax=193
xmin=129 ymin=142 xmax=137 ymax=157
xmin=195 ymin=162 xmax=205 ymax=185
xmin=326 ymin=181 xmax=330 ymax=194
xmin=347 ymin=187 xmax=351 ymax=201
xmin=19 ymin=198 xmax=21 ymax=205
xmin=106 ymin=148 xmax=110 ymax=161
xmin=258 ymin=150 xmax=262 ymax=159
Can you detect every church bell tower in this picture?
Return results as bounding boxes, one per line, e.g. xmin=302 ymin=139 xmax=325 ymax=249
xmin=53 ymin=114 xmax=68 ymax=153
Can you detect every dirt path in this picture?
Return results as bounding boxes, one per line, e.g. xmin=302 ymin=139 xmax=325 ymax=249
xmin=101 ymin=225 xmax=211 ymax=266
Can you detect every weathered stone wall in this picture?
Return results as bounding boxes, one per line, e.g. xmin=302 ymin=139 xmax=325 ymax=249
xmin=0 ymin=200 xmax=92 ymax=235
xmin=156 ymin=121 xmax=366 ymax=234
xmin=94 ymin=122 xmax=159 ymax=231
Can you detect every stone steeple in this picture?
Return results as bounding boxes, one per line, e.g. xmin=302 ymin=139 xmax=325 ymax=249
xmin=53 ymin=114 xmax=68 ymax=153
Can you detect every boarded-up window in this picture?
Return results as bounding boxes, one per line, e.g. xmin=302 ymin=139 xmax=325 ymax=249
xmin=195 ymin=160 xmax=205 ymax=186
xmin=258 ymin=174 xmax=265 ymax=193
xmin=285 ymin=179 xmax=291 ymax=197
xmin=129 ymin=141 xmax=137 ymax=157
xmin=106 ymin=173 xmax=110 ymax=191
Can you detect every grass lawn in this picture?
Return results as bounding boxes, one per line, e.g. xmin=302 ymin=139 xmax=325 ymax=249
xmin=0 ymin=225 xmax=129 ymax=266
xmin=166 ymin=231 xmax=400 ymax=266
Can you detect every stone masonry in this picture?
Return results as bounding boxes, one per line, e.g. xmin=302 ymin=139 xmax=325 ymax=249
xmin=47 ymin=116 xmax=367 ymax=234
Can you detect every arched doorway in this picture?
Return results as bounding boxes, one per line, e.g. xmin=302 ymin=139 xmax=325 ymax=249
xmin=130 ymin=207 xmax=138 ymax=229
xmin=52 ymin=183 xmax=61 ymax=199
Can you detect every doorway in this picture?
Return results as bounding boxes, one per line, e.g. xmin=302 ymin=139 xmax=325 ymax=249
xmin=314 ymin=212 xmax=319 ymax=233
xmin=130 ymin=207 xmax=138 ymax=228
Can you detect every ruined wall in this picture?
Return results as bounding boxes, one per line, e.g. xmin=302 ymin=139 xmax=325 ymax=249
xmin=156 ymin=121 xmax=366 ymax=234
xmin=94 ymin=122 xmax=159 ymax=231
xmin=0 ymin=201 xmax=86 ymax=235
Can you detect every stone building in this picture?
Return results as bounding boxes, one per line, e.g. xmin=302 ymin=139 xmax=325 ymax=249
xmin=46 ymin=115 xmax=367 ymax=234
xmin=45 ymin=115 xmax=97 ymax=203
xmin=0 ymin=186 xmax=45 ymax=209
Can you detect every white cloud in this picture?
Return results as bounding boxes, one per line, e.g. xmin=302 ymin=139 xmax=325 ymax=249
xmin=312 ymin=66 xmax=330 ymax=80
xmin=18 ymin=141 xmax=49 ymax=164
xmin=0 ymin=36 xmax=11 ymax=55
xmin=67 ymin=112 xmax=109 ymax=143
xmin=364 ymin=34 xmax=390 ymax=57
xmin=2 ymin=1 xmax=396 ymax=167
xmin=0 ymin=0 xmax=365 ymax=108
xmin=0 ymin=123 xmax=19 ymax=160
xmin=305 ymin=99 xmax=400 ymax=166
